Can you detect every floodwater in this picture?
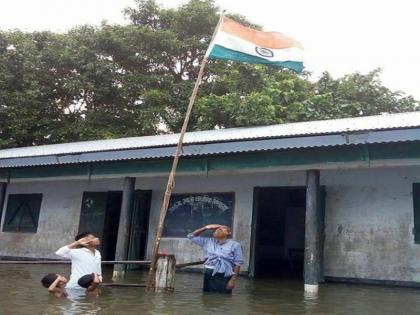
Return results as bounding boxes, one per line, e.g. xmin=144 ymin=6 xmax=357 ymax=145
xmin=1 ymin=265 xmax=420 ymax=315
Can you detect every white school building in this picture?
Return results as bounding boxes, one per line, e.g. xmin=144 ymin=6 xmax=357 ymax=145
xmin=1 ymin=111 xmax=420 ymax=289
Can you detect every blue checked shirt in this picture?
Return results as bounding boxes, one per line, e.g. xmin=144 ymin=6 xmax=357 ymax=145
xmin=187 ymin=233 xmax=244 ymax=277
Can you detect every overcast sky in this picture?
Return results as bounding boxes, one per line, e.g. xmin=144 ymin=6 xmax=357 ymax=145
xmin=1 ymin=0 xmax=419 ymax=99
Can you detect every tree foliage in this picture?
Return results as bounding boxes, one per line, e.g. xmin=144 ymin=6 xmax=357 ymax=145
xmin=0 ymin=0 xmax=418 ymax=148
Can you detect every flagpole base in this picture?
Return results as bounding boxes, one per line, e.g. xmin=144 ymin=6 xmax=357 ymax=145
xmin=112 ymin=271 xmax=125 ymax=280
xmin=304 ymin=284 xmax=319 ymax=293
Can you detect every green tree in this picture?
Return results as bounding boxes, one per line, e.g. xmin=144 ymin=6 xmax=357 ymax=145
xmin=0 ymin=30 xmax=65 ymax=147
xmin=0 ymin=0 xmax=418 ymax=149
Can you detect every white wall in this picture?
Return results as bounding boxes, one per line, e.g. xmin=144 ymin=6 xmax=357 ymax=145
xmin=322 ymin=167 xmax=420 ymax=282
xmin=1 ymin=166 xmax=420 ymax=282
xmin=0 ymin=178 xmax=124 ymax=258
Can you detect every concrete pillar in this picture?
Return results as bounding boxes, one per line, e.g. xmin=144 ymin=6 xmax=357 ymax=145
xmin=0 ymin=182 xmax=6 ymax=224
xmin=304 ymin=170 xmax=323 ymax=293
xmin=113 ymin=177 xmax=136 ymax=279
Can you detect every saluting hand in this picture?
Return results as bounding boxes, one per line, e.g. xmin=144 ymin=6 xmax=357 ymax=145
xmin=77 ymin=237 xmax=91 ymax=247
xmin=205 ymin=224 xmax=222 ymax=230
xmin=93 ymin=273 xmax=101 ymax=284
xmin=57 ymin=276 xmax=67 ymax=283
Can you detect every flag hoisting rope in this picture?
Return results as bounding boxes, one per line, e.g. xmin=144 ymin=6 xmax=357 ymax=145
xmin=146 ymin=11 xmax=303 ymax=291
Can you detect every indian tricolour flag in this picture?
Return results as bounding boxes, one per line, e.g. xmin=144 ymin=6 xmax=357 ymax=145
xmin=206 ymin=17 xmax=304 ymax=73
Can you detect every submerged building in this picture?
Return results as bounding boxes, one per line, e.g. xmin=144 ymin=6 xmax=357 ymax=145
xmin=1 ymin=111 xmax=420 ymax=290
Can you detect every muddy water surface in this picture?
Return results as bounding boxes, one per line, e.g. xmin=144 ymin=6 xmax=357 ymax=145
xmin=0 ymin=265 xmax=419 ymax=314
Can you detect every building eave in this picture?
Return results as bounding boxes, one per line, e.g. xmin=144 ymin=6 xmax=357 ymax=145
xmin=1 ymin=142 xmax=420 ymax=182
xmin=0 ymin=128 xmax=419 ymax=169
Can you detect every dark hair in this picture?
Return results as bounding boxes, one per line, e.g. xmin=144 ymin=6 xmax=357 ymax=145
xmin=75 ymin=232 xmax=93 ymax=241
xmin=41 ymin=273 xmax=58 ymax=288
xmin=78 ymin=274 xmax=94 ymax=289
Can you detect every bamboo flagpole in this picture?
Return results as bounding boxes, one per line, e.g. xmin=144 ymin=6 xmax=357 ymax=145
xmin=145 ymin=11 xmax=225 ymax=291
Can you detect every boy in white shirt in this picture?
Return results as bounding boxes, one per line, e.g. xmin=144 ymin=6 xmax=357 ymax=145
xmin=55 ymin=232 xmax=102 ymax=289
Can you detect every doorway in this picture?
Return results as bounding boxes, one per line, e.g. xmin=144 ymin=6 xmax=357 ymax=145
xmin=127 ymin=190 xmax=152 ymax=270
xmin=251 ymin=187 xmax=306 ymax=278
xmin=78 ymin=190 xmax=151 ymax=262
xmin=102 ymin=192 xmax=123 ymax=260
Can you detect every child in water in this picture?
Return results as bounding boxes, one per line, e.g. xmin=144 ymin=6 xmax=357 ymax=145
xmin=41 ymin=273 xmax=68 ymax=297
xmin=77 ymin=272 xmax=102 ymax=296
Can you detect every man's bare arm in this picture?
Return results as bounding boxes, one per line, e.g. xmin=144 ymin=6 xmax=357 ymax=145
xmin=226 ymin=265 xmax=240 ymax=289
xmin=48 ymin=276 xmax=66 ymax=297
xmin=86 ymin=273 xmax=101 ymax=293
xmin=191 ymin=224 xmax=222 ymax=236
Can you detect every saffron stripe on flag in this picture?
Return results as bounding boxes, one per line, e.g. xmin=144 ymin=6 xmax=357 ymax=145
xmin=221 ymin=17 xmax=303 ymax=50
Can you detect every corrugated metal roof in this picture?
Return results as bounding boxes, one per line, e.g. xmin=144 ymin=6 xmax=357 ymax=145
xmin=0 ymin=127 xmax=419 ymax=168
xmin=0 ymin=111 xmax=419 ymax=161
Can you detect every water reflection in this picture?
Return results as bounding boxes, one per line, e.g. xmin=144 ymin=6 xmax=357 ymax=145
xmin=1 ymin=265 xmax=420 ymax=314
xmin=303 ymin=291 xmax=318 ymax=301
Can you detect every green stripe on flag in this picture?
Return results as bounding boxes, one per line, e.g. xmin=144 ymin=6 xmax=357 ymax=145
xmin=209 ymin=44 xmax=304 ymax=73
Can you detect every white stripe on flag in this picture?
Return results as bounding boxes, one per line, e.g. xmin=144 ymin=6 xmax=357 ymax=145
xmin=212 ymin=31 xmax=304 ymax=62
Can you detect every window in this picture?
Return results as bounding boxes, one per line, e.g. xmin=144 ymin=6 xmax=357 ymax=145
xmin=163 ymin=192 xmax=234 ymax=237
xmin=413 ymin=184 xmax=420 ymax=244
xmin=3 ymin=194 xmax=42 ymax=233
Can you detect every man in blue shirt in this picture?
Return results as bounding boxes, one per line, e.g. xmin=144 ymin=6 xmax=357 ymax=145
xmin=187 ymin=224 xmax=244 ymax=294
